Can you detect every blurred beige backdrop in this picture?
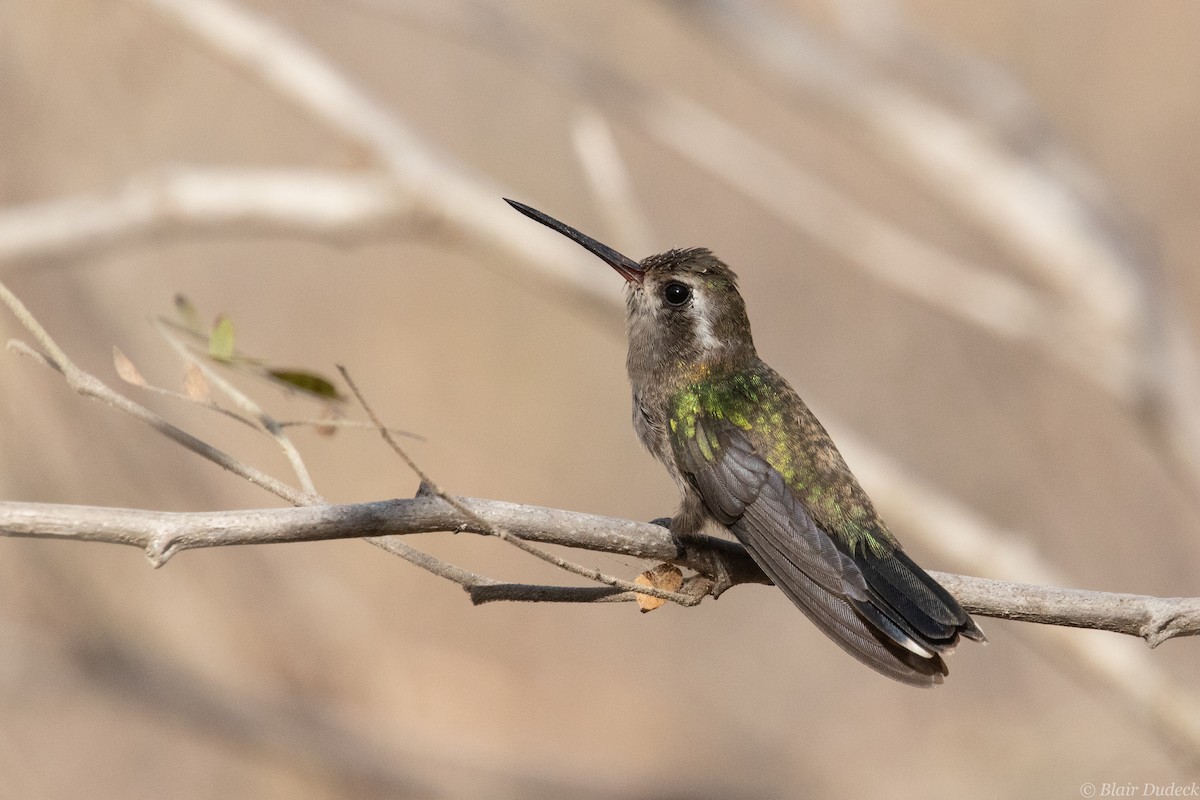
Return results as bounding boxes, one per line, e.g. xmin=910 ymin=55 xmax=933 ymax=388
xmin=1 ymin=1 xmax=1199 ymax=797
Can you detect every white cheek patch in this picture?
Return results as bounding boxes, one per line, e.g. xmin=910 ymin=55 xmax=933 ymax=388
xmin=689 ymin=284 xmax=724 ymax=354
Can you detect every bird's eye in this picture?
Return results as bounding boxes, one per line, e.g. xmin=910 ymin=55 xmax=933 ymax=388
xmin=662 ymin=281 xmax=692 ymax=306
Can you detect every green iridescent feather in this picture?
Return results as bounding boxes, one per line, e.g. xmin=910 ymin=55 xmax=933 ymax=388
xmin=668 ymin=367 xmax=897 ymax=557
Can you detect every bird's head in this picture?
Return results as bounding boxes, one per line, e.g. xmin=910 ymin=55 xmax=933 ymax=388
xmin=506 ymin=199 xmax=756 ymax=384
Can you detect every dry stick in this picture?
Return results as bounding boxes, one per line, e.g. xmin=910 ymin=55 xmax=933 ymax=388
xmin=366 ymin=535 xmax=634 ymax=605
xmin=364 ymin=534 xmax=492 ymax=589
xmin=336 ymin=365 xmax=703 ymax=607
xmin=3 ymin=497 xmax=1200 ymax=645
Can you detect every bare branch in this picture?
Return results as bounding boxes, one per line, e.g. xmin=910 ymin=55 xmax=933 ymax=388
xmin=931 ymin=574 xmax=1200 ymax=647
xmin=0 ymin=496 xmax=1197 ymax=644
xmin=0 ymin=496 xmax=667 ymax=561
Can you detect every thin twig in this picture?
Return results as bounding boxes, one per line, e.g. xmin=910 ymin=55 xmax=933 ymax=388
xmin=364 ymin=534 xmax=497 ymax=590
xmin=0 ymin=279 xmax=309 ymax=506
xmin=337 ymin=365 xmax=702 ymax=607
xmin=113 ymin=346 xmax=278 ymax=434
xmin=468 ymin=583 xmax=633 ymax=604
xmin=276 ymin=418 xmax=424 ymax=440
xmin=154 ymin=318 xmax=321 ymax=499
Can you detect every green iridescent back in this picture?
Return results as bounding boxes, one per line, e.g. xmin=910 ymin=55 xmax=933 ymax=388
xmin=667 ymin=363 xmax=898 ymax=557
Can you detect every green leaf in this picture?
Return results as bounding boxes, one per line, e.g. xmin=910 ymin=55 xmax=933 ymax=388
xmin=267 ymin=369 xmax=345 ymax=402
xmin=209 ymin=314 xmax=235 ymax=362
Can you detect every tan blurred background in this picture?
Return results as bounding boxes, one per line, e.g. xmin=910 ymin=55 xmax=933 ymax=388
xmin=2 ymin=1 xmax=1199 ymax=797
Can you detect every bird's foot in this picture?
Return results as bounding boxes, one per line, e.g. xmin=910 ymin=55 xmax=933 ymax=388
xmin=654 ymin=518 xmax=734 ymax=600
xmin=705 ymin=556 xmax=735 ymax=599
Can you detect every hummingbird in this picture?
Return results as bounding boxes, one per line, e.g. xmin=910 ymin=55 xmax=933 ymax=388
xmin=506 ymin=199 xmax=985 ymax=686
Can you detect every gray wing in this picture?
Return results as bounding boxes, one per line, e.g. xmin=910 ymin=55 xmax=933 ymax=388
xmin=674 ymin=414 xmax=980 ymax=686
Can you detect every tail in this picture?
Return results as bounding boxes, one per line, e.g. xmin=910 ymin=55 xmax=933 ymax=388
xmin=734 ymin=510 xmax=984 ymax=686
xmin=849 ymin=547 xmax=986 ymax=675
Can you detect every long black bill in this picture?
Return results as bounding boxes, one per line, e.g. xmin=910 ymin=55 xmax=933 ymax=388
xmin=504 ymin=199 xmax=645 ymax=284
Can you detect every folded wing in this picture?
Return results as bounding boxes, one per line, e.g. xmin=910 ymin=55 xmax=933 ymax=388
xmin=674 ymin=415 xmax=983 ymax=687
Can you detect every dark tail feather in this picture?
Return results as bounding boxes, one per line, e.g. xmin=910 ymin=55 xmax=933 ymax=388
xmin=735 ymin=520 xmax=950 ymax=686
xmin=722 ymin=463 xmax=982 ymax=684
xmin=732 ymin=513 xmax=983 ymax=684
xmin=854 ymin=547 xmax=986 ymax=652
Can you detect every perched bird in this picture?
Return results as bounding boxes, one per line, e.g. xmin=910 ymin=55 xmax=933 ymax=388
xmin=506 ymin=199 xmax=985 ymax=686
